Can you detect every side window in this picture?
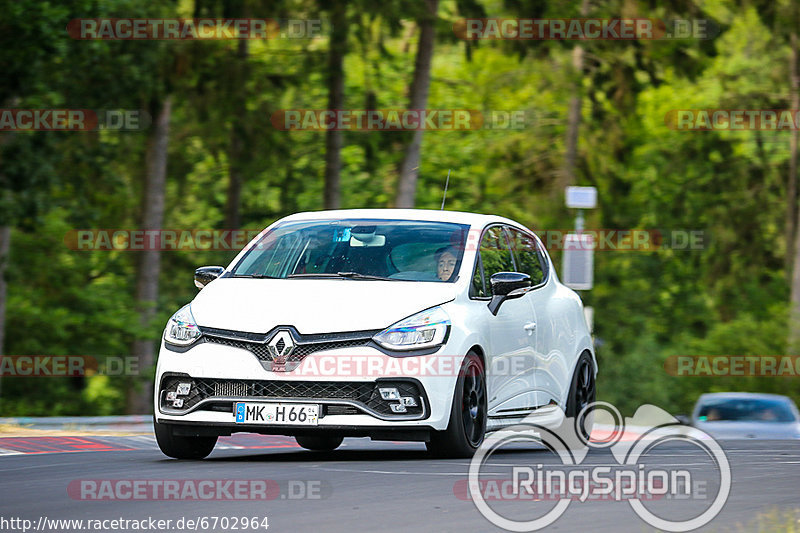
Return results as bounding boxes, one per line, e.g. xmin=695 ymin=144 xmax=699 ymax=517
xmin=508 ymin=228 xmax=546 ymax=286
xmin=476 ymin=226 xmax=515 ymax=296
xmin=471 ymin=254 xmax=485 ymax=297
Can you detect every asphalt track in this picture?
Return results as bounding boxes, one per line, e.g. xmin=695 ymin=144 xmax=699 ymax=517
xmin=1 ymin=432 xmax=799 ymax=533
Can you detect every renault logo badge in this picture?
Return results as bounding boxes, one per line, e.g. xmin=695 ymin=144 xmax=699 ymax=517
xmin=267 ymin=330 xmax=295 ymax=364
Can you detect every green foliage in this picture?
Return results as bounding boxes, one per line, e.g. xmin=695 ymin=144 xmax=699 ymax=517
xmin=1 ymin=0 xmax=798 ymax=415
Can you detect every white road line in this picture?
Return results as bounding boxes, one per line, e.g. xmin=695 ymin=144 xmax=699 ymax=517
xmin=314 ymin=467 xmax=508 ymax=476
xmin=0 ymin=448 xmax=22 ymax=456
xmin=0 ymin=460 xmax=89 ymax=472
xmin=482 ymin=462 xmax=719 ymax=467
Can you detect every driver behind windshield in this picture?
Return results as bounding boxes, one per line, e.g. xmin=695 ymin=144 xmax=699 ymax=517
xmin=435 ymin=247 xmax=459 ymax=281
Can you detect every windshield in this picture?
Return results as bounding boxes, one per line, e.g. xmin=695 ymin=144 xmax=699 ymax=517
xmin=231 ymin=219 xmax=470 ymax=282
xmin=697 ymin=398 xmax=797 ymax=423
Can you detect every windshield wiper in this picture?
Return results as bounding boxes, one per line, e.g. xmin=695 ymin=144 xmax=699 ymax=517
xmin=286 ymin=272 xmax=398 ymax=281
xmin=335 ymin=271 xmax=399 ymax=281
xmin=231 ymin=274 xmax=279 ymax=279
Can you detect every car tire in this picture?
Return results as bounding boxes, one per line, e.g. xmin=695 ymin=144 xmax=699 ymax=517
xmin=426 ymin=351 xmax=487 ymax=458
xmin=565 ymin=352 xmax=596 ymax=440
xmin=295 ymin=434 xmax=344 ymax=451
xmin=154 ymin=420 xmax=217 ymax=460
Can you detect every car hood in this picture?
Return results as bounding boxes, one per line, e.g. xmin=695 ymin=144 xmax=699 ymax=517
xmin=693 ymin=421 xmax=800 ymax=440
xmin=190 ymin=277 xmax=457 ymax=334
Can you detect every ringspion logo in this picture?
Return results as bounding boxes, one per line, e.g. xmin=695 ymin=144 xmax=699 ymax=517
xmin=467 ymin=403 xmax=730 ymax=531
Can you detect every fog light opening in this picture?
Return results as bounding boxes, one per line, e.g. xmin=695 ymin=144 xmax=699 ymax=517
xmin=379 ymin=387 xmax=400 ymax=400
xmin=401 ymin=396 xmax=418 ymax=407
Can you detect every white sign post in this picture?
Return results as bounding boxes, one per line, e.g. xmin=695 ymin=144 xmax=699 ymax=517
xmin=562 ymin=186 xmax=597 ymax=291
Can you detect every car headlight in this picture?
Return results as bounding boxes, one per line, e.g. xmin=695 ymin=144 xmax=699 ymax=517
xmin=164 ymin=304 xmax=201 ymax=346
xmin=373 ymin=306 xmax=450 ymax=351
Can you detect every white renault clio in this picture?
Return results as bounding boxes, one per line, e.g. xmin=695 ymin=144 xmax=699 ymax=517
xmin=154 ymin=209 xmax=596 ymax=458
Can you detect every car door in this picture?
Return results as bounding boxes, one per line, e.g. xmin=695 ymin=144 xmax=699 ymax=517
xmin=473 ymin=226 xmax=539 ymax=418
xmin=507 ymin=228 xmax=568 ymax=408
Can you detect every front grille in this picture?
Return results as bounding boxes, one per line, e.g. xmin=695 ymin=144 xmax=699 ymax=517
xmin=200 ymin=327 xmax=376 ymax=371
xmin=159 ymin=375 xmax=426 ymax=419
xmin=204 ymin=336 xmax=273 ymax=360
xmin=290 ymin=339 xmax=375 ymax=358
xmin=325 ymin=405 xmax=360 ymax=415
xmin=215 ymin=381 xmax=248 ymax=396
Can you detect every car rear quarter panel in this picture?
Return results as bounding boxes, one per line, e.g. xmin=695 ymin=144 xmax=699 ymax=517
xmin=540 ymin=279 xmax=595 ymax=406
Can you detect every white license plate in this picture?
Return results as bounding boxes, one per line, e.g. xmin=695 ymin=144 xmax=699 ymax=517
xmin=234 ymin=402 xmax=319 ymax=426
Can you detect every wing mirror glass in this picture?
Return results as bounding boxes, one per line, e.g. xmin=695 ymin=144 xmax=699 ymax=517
xmin=195 ymin=266 xmax=225 ymax=289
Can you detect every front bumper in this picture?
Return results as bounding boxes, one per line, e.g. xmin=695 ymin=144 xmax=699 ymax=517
xmin=159 ymin=373 xmax=429 ymax=420
xmin=153 ymin=338 xmax=461 ymax=434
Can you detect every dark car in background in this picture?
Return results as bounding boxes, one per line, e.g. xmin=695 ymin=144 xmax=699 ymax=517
xmin=691 ymin=392 xmax=800 ymax=440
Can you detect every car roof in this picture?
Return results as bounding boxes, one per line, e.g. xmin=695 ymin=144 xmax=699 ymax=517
xmin=697 ymin=392 xmax=793 ymax=403
xmin=279 ymin=209 xmax=531 ymax=231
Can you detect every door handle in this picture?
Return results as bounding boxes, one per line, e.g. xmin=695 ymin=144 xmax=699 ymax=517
xmin=524 ymin=322 xmax=537 ymax=335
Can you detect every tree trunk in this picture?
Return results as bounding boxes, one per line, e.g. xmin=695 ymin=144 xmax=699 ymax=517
xmin=364 ymin=90 xmax=377 ymax=174
xmin=786 ymin=32 xmax=799 ymax=274
xmin=324 ymin=1 xmax=347 ymax=210
xmin=226 ymin=126 xmax=244 ymax=229
xmin=0 ymin=225 xmax=9 ymax=356
xmin=0 ymin=225 xmax=9 ymax=405
xmin=789 ymin=31 xmax=800 ymax=351
xmin=790 ymin=202 xmax=800 ymax=352
xmin=395 ymin=0 xmax=438 ymax=208
xmin=128 ymin=96 xmax=172 ymax=414
xmin=225 ymin=39 xmax=249 ymax=230
xmin=0 ymin=124 xmax=14 ymax=405
xmin=560 ymin=0 xmax=588 ymax=193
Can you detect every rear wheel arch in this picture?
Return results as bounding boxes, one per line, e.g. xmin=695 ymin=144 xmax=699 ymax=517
xmin=565 ymin=351 xmax=597 ymax=442
xmin=582 ymin=349 xmax=597 ymax=373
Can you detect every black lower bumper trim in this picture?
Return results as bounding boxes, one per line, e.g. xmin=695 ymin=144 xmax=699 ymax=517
xmin=159 ymin=419 xmax=435 ymax=442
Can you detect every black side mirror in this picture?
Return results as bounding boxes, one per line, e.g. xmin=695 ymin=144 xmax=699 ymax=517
xmin=488 ymin=272 xmax=531 ymax=315
xmin=195 ymin=266 xmax=225 ymax=289
xmin=674 ymin=414 xmax=691 ymax=426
